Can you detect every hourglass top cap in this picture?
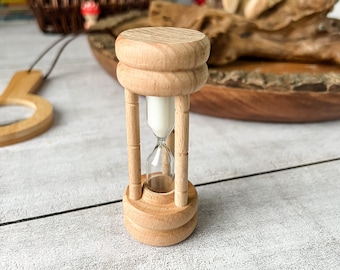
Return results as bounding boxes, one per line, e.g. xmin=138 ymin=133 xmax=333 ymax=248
xmin=115 ymin=27 xmax=210 ymax=71
xmin=116 ymin=27 xmax=210 ymax=97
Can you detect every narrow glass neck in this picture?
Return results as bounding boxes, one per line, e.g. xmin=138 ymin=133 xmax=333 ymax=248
xmin=146 ymin=136 xmax=174 ymax=193
xmin=157 ymin=137 xmax=166 ymax=145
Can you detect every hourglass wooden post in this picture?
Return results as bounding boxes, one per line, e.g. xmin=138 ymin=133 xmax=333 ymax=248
xmin=125 ymin=90 xmax=142 ymax=200
xmin=116 ymin=27 xmax=210 ymax=246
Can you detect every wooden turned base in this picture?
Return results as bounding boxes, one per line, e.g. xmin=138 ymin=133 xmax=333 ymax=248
xmin=123 ymin=180 xmax=198 ymax=246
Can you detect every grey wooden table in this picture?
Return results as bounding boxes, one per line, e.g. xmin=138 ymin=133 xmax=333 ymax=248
xmin=1 ymin=21 xmax=340 ymax=270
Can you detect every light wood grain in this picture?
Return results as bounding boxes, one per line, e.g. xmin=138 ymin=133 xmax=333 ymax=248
xmin=116 ymin=27 xmax=209 ymax=97
xmin=88 ymin=12 xmax=340 ymax=122
xmin=0 ymin=70 xmax=53 ymax=146
xmin=115 ymin=27 xmax=210 ymax=71
xmin=125 ymin=89 xmax=142 ymax=200
xmin=116 ymin=27 xmax=210 ymax=245
xmin=189 ymin=61 xmax=340 ymax=122
xmin=123 ymin=178 xmax=198 ymax=246
xmin=175 ymin=95 xmax=190 ymax=207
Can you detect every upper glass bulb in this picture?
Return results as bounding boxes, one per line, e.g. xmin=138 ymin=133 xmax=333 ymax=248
xmin=146 ymin=96 xmax=174 ymax=139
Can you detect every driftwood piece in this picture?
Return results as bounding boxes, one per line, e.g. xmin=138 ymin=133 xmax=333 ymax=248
xmin=221 ymin=0 xmax=240 ymax=14
xmin=88 ymin=11 xmax=340 ymax=92
xmin=149 ymin=1 xmax=340 ymax=66
xmin=87 ymin=11 xmax=340 ymax=122
xmin=242 ymin=0 xmax=337 ymax=30
xmin=243 ymin=0 xmax=278 ymax=20
xmin=88 ymin=10 xmax=149 ymax=68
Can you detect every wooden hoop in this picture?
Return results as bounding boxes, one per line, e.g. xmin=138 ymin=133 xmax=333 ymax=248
xmin=0 ymin=71 xmax=53 ymax=147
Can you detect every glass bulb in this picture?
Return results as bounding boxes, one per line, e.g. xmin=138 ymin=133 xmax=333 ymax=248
xmin=146 ymin=138 xmax=174 ymax=193
xmin=146 ymin=96 xmax=175 ymax=193
xmin=146 ymin=96 xmax=174 ymax=138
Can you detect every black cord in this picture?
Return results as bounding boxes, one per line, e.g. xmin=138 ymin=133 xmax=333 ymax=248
xmin=28 ymin=34 xmax=80 ymax=80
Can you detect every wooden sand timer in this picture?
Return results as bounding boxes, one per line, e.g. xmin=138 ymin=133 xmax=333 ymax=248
xmin=116 ymin=27 xmax=210 ymax=246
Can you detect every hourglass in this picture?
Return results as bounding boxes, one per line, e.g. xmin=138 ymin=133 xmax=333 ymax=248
xmin=116 ymin=27 xmax=210 ymax=246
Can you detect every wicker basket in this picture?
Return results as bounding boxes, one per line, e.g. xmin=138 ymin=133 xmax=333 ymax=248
xmin=28 ymin=0 xmax=150 ymax=34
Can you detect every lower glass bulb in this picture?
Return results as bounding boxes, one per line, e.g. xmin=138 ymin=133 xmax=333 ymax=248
xmin=146 ymin=138 xmax=174 ymax=193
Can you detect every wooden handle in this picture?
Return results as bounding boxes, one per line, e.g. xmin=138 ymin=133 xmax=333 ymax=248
xmin=1 ymin=70 xmax=43 ymax=99
xmin=0 ymin=70 xmax=53 ymax=146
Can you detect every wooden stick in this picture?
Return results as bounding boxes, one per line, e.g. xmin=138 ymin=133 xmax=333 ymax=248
xmin=125 ymin=89 xmax=142 ymax=200
xmin=166 ymin=130 xmax=175 ymax=155
xmin=174 ymin=95 xmax=190 ymax=207
xmin=162 ymin=147 xmax=171 ymax=176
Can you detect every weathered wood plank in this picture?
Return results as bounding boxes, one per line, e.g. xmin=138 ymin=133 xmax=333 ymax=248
xmin=2 ymin=21 xmax=340 ymax=225
xmin=1 ymin=161 xmax=339 ymax=269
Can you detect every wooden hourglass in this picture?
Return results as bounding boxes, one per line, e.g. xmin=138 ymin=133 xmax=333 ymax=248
xmin=116 ymin=27 xmax=210 ymax=246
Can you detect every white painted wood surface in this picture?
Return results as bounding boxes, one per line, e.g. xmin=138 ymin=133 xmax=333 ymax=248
xmin=1 ymin=19 xmax=340 ymax=269
xmin=1 ymin=21 xmax=340 ymax=224
xmin=1 ymin=160 xmax=339 ymax=269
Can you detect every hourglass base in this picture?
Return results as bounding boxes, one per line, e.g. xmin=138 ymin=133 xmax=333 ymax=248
xmin=123 ymin=176 xmax=198 ymax=246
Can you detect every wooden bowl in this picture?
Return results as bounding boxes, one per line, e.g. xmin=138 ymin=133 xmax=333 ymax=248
xmin=192 ymin=61 xmax=340 ymax=122
xmin=88 ymin=12 xmax=340 ymax=122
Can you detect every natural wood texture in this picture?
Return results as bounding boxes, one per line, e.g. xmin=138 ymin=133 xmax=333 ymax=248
xmin=116 ymin=28 xmax=209 ymax=71
xmin=192 ymin=62 xmax=340 ymax=122
xmin=242 ymin=0 xmax=283 ymax=20
xmin=164 ymin=130 xmax=175 ymax=175
xmin=209 ymin=69 xmax=340 ymax=92
xmin=117 ymin=62 xmax=208 ymax=97
xmin=116 ymin=27 xmax=209 ymax=97
xmin=4 ymin=25 xmax=340 ymax=268
xmin=116 ymin=27 xmax=209 ymax=245
xmin=87 ymin=10 xmax=149 ymax=80
xmin=175 ymin=95 xmax=190 ymax=207
xmin=242 ymin=0 xmax=337 ymax=30
xmin=125 ymin=90 xmax=142 ymax=200
xmin=149 ymin=1 xmax=340 ymax=66
xmin=123 ymin=176 xmax=198 ymax=246
xmin=222 ymin=0 xmax=240 ymax=14
xmin=193 ymin=84 xmax=340 ymax=122
xmin=0 ymin=70 xmax=53 ymax=146
xmin=166 ymin=130 xmax=174 ymax=154
xmin=87 ymin=12 xmax=340 ymax=122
